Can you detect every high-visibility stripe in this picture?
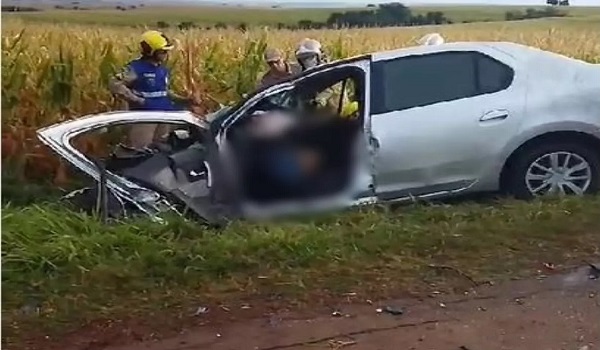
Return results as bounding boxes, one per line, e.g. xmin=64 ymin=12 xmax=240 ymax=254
xmin=134 ymin=90 xmax=168 ymax=98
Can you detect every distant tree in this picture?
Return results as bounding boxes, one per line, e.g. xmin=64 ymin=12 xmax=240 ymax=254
xmin=129 ymin=5 xmax=136 ymax=9
xmin=558 ymin=0 xmax=569 ymax=5
xmin=425 ymin=11 xmax=447 ymax=25
xmin=177 ymin=21 xmax=195 ymax=30
xmin=237 ymin=22 xmax=248 ymax=32
xmin=156 ymin=21 xmax=169 ymax=28
xmin=525 ymin=8 xmax=537 ymax=17
xmin=546 ymin=0 xmax=559 ymax=5
xmin=505 ymin=11 xmax=519 ymax=20
xmin=276 ymin=22 xmax=286 ymax=30
xmin=367 ymin=3 xmax=376 ymax=7
xmin=214 ymin=22 xmax=227 ymax=29
xmin=297 ymin=19 xmax=315 ymax=29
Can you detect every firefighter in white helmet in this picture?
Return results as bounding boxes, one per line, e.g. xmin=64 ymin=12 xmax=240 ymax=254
xmin=294 ymin=38 xmax=358 ymax=119
xmin=294 ymin=38 xmax=327 ymax=71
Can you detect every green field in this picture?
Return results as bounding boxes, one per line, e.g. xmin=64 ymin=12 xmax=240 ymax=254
xmin=5 ymin=5 xmax=600 ymax=27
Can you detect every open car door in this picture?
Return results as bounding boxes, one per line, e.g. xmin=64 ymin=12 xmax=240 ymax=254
xmin=36 ymin=110 xmax=228 ymax=224
xmin=214 ymin=57 xmax=378 ymax=218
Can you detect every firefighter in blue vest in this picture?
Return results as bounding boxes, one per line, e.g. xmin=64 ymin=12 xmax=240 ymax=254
xmin=109 ymin=30 xmax=199 ymax=150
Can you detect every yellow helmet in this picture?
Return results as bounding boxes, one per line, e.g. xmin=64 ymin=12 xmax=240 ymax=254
xmin=140 ymin=30 xmax=174 ymax=56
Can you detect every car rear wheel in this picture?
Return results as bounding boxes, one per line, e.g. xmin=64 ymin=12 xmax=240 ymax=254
xmin=506 ymin=142 xmax=600 ymax=199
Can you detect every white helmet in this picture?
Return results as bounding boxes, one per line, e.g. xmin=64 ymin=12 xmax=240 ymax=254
xmin=295 ymin=38 xmax=324 ymax=70
xmin=417 ymin=33 xmax=445 ymax=46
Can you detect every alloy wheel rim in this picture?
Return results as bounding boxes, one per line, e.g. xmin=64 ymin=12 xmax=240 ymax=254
xmin=525 ymin=151 xmax=592 ymax=196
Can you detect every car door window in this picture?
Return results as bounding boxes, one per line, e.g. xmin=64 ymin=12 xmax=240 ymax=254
xmin=475 ymin=54 xmax=514 ymax=94
xmin=371 ymin=51 xmax=514 ymax=114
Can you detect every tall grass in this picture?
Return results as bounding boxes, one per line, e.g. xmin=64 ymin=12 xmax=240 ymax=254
xmin=1 ymin=18 xmax=599 ymax=181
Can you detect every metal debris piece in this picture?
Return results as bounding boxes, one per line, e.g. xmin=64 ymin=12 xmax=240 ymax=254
xmin=194 ymin=306 xmax=209 ymax=316
xmin=439 ymin=302 xmax=447 ymax=308
xmin=241 ymin=304 xmax=251 ymax=309
xmin=382 ymin=306 xmax=404 ymax=315
xmin=332 ymin=310 xmax=343 ymax=317
xmin=329 ymin=340 xmax=356 ymax=349
xmin=588 ymin=263 xmax=600 ymax=280
xmin=478 ymin=306 xmax=487 ymax=311
xmin=328 ymin=339 xmax=357 ymax=349
xmin=543 ymin=262 xmax=555 ymax=270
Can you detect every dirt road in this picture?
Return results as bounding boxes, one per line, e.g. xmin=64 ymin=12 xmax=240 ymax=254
xmin=96 ymin=264 xmax=599 ymax=350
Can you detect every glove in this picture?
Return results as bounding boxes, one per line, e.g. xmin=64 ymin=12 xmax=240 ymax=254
xmin=341 ymin=101 xmax=359 ymax=118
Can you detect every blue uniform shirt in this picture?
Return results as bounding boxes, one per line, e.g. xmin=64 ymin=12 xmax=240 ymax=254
xmin=127 ymin=58 xmax=174 ymax=111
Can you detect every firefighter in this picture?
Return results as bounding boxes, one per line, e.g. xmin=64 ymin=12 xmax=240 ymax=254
xmin=294 ymin=38 xmax=359 ymax=119
xmin=256 ymin=48 xmax=301 ymax=90
xmin=108 ymin=30 xmax=199 ymax=150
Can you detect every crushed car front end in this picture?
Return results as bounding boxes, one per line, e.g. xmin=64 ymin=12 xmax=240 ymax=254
xmin=36 ymin=110 xmax=232 ymax=224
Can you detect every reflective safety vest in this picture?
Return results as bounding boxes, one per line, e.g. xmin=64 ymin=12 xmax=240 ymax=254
xmin=128 ymin=58 xmax=174 ymax=111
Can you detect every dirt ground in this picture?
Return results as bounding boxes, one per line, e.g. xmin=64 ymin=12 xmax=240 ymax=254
xmin=59 ymin=263 xmax=598 ymax=350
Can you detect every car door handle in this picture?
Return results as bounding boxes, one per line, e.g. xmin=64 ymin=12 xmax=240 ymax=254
xmin=480 ymin=109 xmax=509 ymax=122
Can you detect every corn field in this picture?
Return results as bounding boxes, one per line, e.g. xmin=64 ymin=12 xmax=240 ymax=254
xmin=2 ymin=18 xmax=599 ymax=183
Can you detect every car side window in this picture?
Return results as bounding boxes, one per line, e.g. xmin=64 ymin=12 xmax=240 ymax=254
xmin=371 ymin=51 xmax=514 ymax=114
xmin=475 ymin=53 xmax=514 ymax=94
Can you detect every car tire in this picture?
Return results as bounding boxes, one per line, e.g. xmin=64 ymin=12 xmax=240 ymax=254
xmin=505 ymin=141 xmax=600 ymax=199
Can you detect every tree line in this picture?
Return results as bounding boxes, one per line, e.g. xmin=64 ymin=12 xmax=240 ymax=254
xmin=159 ymin=2 xmax=569 ymax=31
xmin=3 ymin=2 xmax=569 ymax=29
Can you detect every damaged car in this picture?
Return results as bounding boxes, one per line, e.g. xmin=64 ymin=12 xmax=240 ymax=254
xmin=37 ymin=40 xmax=600 ymax=225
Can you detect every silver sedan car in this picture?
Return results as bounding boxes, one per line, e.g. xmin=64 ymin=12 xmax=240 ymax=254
xmin=37 ymin=40 xmax=600 ymax=224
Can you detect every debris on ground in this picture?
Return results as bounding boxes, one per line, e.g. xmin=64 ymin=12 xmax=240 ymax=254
xmin=331 ymin=310 xmax=343 ymax=317
xmin=328 ymin=339 xmax=357 ymax=349
xmin=376 ymin=306 xmax=404 ymax=315
xmin=193 ymin=306 xmax=209 ymax=316
xmin=587 ymin=262 xmax=600 ymax=280
xmin=543 ymin=262 xmax=556 ymax=271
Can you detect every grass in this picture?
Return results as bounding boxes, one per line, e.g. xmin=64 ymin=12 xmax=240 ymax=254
xmin=6 ymin=5 xmax=600 ymax=27
xmin=2 ymin=195 xmax=600 ymax=348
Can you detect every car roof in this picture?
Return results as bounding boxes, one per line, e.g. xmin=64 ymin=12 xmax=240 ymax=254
xmin=370 ymin=40 xmax=580 ymax=65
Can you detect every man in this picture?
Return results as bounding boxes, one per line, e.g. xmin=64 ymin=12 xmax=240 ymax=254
xmin=109 ymin=30 xmax=199 ymax=150
xmin=294 ymin=38 xmax=359 ymax=119
xmin=256 ymin=48 xmax=301 ymax=91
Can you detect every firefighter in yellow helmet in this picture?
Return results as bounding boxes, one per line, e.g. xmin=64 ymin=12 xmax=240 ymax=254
xmin=108 ymin=30 xmax=199 ymax=150
xmin=294 ymin=38 xmax=359 ymax=119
